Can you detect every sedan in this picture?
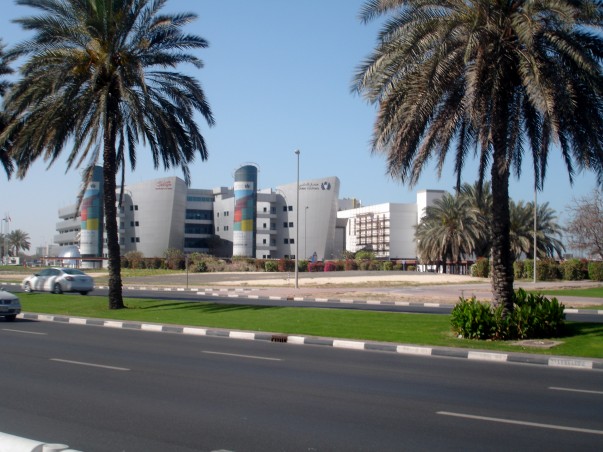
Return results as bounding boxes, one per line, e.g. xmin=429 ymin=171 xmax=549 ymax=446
xmin=0 ymin=287 xmax=21 ymax=321
xmin=22 ymin=268 xmax=94 ymax=295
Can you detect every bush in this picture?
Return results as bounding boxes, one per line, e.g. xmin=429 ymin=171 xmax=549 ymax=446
xmin=264 ymin=261 xmax=278 ymax=272
xmin=451 ymin=289 xmax=565 ymax=341
xmin=382 ymin=261 xmax=394 ymax=271
xmin=278 ymin=258 xmax=295 ymax=272
xmin=355 ymin=250 xmax=375 ymax=261
xmin=588 ymin=261 xmax=603 ymax=281
xmin=308 ymin=261 xmax=324 ymax=272
xmin=324 ymin=261 xmax=338 ymax=272
xmin=523 ymin=259 xmax=534 ymax=279
xmin=513 ymin=260 xmax=525 ymax=279
xmin=345 ymin=259 xmax=358 ymax=271
xmin=535 ymin=259 xmax=560 ymax=281
xmin=407 ymin=265 xmax=416 ymax=271
xmin=561 ymin=258 xmax=588 ymax=281
xmin=472 ymin=257 xmax=489 ymax=278
xmin=298 ymin=260 xmax=308 ymax=272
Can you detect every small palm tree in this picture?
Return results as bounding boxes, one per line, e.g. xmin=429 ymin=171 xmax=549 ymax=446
xmin=509 ymin=201 xmax=565 ymax=260
xmin=4 ymin=0 xmax=214 ymax=309
xmin=8 ymin=229 xmax=31 ymax=256
xmin=354 ymin=0 xmax=603 ymax=314
xmin=415 ymin=193 xmax=481 ymax=273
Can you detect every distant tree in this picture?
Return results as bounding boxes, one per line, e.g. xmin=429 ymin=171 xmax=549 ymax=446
xmin=509 ymin=201 xmax=565 ymax=260
xmin=8 ymin=229 xmax=30 ymax=256
xmin=415 ymin=193 xmax=481 ymax=273
xmin=459 ymin=181 xmax=492 ymax=258
xmin=566 ymin=189 xmax=603 ymax=259
xmin=354 ymin=0 xmax=603 ymax=315
xmin=4 ymin=0 xmax=214 ymax=309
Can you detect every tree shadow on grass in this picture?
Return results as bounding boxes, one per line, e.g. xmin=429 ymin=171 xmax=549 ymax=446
xmin=130 ymin=301 xmax=283 ymax=313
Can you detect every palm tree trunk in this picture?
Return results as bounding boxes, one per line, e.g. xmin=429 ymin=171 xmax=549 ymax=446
xmin=490 ymin=151 xmax=514 ymax=315
xmin=103 ymin=106 xmax=124 ymax=310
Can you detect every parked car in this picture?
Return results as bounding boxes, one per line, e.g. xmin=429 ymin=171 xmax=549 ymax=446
xmin=0 ymin=287 xmax=21 ymax=321
xmin=22 ymin=268 xmax=94 ymax=295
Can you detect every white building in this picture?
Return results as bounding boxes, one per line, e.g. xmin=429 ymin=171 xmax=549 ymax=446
xmin=55 ymin=165 xmax=445 ymax=262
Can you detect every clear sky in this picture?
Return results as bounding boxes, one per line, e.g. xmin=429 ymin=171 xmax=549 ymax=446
xmin=0 ymin=0 xmax=599 ymax=251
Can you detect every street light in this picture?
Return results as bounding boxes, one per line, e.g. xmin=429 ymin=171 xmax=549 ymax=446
xmin=295 ymin=149 xmax=300 ymax=289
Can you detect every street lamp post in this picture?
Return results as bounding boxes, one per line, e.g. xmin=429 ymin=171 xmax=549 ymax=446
xmin=295 ymin=149 xmax=300 ymax=289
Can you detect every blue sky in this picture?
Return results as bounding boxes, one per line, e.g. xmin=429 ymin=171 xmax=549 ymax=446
xmin=0 ymin=0 xmax=599 ymax=250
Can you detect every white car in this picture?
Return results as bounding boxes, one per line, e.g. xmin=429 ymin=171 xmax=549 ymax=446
xmin=22 ymin=268 xmax=94 ymax=295
xmin=0 ymin=287 xmax=21 ymax=321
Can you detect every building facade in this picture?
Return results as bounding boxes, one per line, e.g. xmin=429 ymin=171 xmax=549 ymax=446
xmin=55 ymin=165 xmax=444 ymax=264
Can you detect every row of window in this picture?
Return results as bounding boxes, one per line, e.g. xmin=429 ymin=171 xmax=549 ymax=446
xmin=187 ymin=195 xmax=214 ymax=203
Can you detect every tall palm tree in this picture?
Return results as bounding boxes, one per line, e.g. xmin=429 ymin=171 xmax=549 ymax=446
xmin=415 ymin=192 xmax=481 ymax=273
xmin=3 ymin=0 xmax=214 ymax=309
xmin=510 ymin=200 xmax=565 ymax=260
xmin=8 ymin=229 xmax=31 ymax=256
xmin=0 ymin=40 xmax=16 ymax=178
xmin=354 ymin=0 xmax=603 ymax=314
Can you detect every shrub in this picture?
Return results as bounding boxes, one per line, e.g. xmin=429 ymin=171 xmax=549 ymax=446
xmin=278 ymin=258 xmax=295 ymax=272
xmin=472 ymin=257 xmax=490 ymax=278
xmin=536 ymin=259 xmax=560 ymax=281
xmin=345 ymin=259 xmax=358 ymax=271
xmin=194 ymin=261 xmax=208 ymax=273
xmin=451 ymin=289 xmax=565 ymax=341
xmin=407 ymin=265 xmax=416 ymax=271
xmin=298 ymin=260 xmax=308 ymax=272
xmin=324 ymin=261 xmax=337 ymax=272
xmin=561 ymin=258 xmax=588 ymax=281
xmin=164 ymin=248 xmax=185 ymax=270
xmin=124 ymin=251 xmax=144 ymax=269
xmin=588 ymin=261 xmax=603 ymax=281
xmin=264 ymin=260 xmax=278 ymax=272
xmin=523 ymin=259 xmax=534 ymax=279
xmin=382 ymin=261 xmax=394 ymax=271
xmin=513 ymin=260 xmax=524 ymax=279
xmin=355 ymin=250 xmax=375 ymax=261
xmin=308 ymin=261 xmax=324 ymax=272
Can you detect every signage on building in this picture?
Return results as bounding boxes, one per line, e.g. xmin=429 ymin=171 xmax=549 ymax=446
xmin=155 ymin=180 xmax=173 ymax=190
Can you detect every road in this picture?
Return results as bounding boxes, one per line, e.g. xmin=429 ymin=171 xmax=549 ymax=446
xmin=1 ymin=320 xmax=602 ymax=451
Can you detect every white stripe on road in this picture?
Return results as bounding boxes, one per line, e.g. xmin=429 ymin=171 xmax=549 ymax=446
xmin=202 ymin=351 xmax=282 ymax=361
xmin=50 ymin=358 xmax=130 ymax=371
xmin=2 ymin=328 xmax=47 ymax=335
xmin=437 ymin=411 xmax=603 ymax=435
xmin=550 ymin=386 xmax=603 ymax=396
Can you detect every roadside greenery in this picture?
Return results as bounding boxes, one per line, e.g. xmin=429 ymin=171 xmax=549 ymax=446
xmin=451 ymin=289 xmax=565 ymax=340
xmin=16 ymin=293 xmax=603 ymax=359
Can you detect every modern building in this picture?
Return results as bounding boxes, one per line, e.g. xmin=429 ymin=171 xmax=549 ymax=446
xmin=55 ymin=165 xmax=445 ymax=264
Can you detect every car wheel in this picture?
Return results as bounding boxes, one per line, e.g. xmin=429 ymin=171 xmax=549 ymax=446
xmin=23 ymin=282 xmax=32 ymax=293
xmin=52 ymin=283 xmax=63 ymax=294
xmin=80 ymin=291 xmax=89 ymax=295
xmin=5 ymin=315 xmax=16 ymax=322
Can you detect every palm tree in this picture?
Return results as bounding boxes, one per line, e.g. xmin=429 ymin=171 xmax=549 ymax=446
xmin=510 ymin=200 xmax=565 ymax=260
xmin=3 ymin=0 xmax=214 ymax=309
xmin=354 ymin=0 xmax=603 ymax=314
xmin=415 ymin=192 xmax=481 ymax=274
xmin=0 ymin=40 xmax=16 ymax=178
xmin=459 ymin=181 xmax=492 ymax=258
xmin=8 ymin=229 xmax=31 ymax=256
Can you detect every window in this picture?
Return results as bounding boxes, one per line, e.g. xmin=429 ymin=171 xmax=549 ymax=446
xmin=271 ymin=207 xmax=276 ymax=214
xmin=130 ymin=221 xmax=139 ymax=227
xmin=187 ymin=195 xmax=213 ymax=202
xmin=263 ymin=223 xmax=267 ymax=229
xmin=290 ymin=238 xmax=295 ymax=244
xmin=288 ymin=206 xmax=293 ymax=211
xmin=224 ymin=226 xmax=229 ymax=231
xmin=283 ymin=206 xmax=287 ymax=212
xmin=185 ymin=209 xmax=213 ymax=220
xmin=185 ymin=224 xmax=213 ymax=234
xmin=263 ymin=207 xmax=267 ymax=212
xmin=270 ymin=239 xmax=276 ymax=246
xmin=263 ymin=239 xmax=267 ymax=244
xmin=283 ymin=222 xmax=288 ymax=228
xmin=289 ymin=222 xmax=294 ymax=227
xmin=284 ymin=238 xmax=289 ymax=244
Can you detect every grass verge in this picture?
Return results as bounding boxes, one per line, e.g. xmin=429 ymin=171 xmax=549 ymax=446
xmin=17 ymin=293 xmax=603 ymax=359
xmin=533 ymin=287 xmax=603 ymax=298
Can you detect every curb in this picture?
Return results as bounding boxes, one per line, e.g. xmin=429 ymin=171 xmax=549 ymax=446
xmin=18 ymin=312 xmax=603 ymax=372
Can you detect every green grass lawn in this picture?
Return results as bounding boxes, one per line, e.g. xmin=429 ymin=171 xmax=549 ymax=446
xmin=534 ymin=286 xmax=603 ymax=298
xmin=17 ymin=293 xmax=603 ymax=359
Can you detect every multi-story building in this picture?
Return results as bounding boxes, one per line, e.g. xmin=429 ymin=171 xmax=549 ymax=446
xmin=55 ymin=165 xmax=445 ymax=265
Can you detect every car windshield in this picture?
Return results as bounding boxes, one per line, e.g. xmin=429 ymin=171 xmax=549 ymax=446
xmin=61 ymin=269 xmax=86 ymax=275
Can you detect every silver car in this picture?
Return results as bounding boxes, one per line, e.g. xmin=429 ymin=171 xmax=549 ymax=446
xmin=22 ymin=268 xmax=94 ymax=295
xmin=0 ymin=287 xmax=21 ymax=321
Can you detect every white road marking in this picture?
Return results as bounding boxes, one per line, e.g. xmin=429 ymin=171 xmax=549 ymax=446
xmin=202 ymin=351 xmax=282 ymax=361
xmin=437 ymin=411 xmax=603 ymax=435
xmin=50 ymin=358 xmax=130 ymax=371
xmin=2 ymin=329 xmax=47 ymax=335
xmin=550 ymin=386 xmax=603 ymax=396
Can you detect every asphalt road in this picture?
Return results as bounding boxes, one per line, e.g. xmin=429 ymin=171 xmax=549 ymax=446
xmin=1 ymin=320 xmax=602 ymax=451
